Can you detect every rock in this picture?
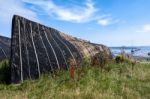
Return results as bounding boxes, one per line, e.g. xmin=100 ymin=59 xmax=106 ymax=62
xmin=148 ymin=52 xmax=150 ymax=56
xmin=10 ymin=15 xmax=112 ymax=83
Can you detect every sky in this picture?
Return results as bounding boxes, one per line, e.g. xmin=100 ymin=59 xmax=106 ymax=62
xmin=0 ymin=0 xmax=150 ymax=46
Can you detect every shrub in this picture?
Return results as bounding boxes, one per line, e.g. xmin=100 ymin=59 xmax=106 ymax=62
xmin=68 ymin=56 xmax=91 ymax=81
xmin=68 ymin=58 xmax=76 ymax=80
xmin=81 ymin=56 xmax=91 ymax=67
xmin=115 ymin=53 xmax=136 ymax=66
xmin=115 ymin=55 xmax=125 ymax=63
xmin=0 ymin=60 xmax=11 ymax=84
xmin=91 ymin=51 xmax=109 ymax=70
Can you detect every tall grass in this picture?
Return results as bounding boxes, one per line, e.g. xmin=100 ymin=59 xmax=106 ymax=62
xmin=0 ymin=60 xmax=10 ymax=84
xmin=0 ymin=60 xmax=150 ymax=99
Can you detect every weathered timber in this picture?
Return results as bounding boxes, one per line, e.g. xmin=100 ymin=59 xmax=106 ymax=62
xmin=0 ymin=36 xmax=11 ymax=61
xmin=10 ymin=15 xmax=112 ymax=83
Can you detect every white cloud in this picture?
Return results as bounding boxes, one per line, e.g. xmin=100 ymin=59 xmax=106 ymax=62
xmin=22 ymin=0 xmax=102 ymax=23
xmin=98 ymin=19 xmax=110 ymax=26
xmin=22 ymin=0 xmax=120 ymax=25
xmin=0 ymin=0 xmax=40 ymax=37
xmin=143 ymin=24 xmax=150 ymax=32
xmin=0 ymin=0 xmax=120 ymax=37
xmin=136 ymin=24 xmax=150 ymax=33
xmin=0 ymin=0 xmax=39 ymax=24
xmin=97 ymin=18 xmax=119 ymax=26
xmin=23 ymin=0 xmax=117 ymax=23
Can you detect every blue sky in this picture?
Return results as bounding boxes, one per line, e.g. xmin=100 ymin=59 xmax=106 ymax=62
xmin=0 ymin=0 xmax=150 ymax=46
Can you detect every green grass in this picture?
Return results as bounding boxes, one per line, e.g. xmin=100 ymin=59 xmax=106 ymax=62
xmin=0 ymin=61 xmax=150 ymax=99
xmin=0 ymin=60 xmax=10 ymax=84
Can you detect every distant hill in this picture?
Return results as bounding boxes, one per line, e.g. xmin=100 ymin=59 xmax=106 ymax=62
xmin=0 ymin=35 xmax=11 ymax=61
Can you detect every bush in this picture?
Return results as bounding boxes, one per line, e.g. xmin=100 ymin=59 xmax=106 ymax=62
xmin=81 ymin=56 xmax=91 ymax=67
xmin=68 ymin=58 xmax=76 ymax=80
xmin=115 ymin=54 xmax=136 ymax=66
xmin=0 ymin=60 xmax=11 ymax=84
xmin=115 ymin=55 xmax=125 ymax=63
xmin=91 ymin=51 xmax=109 ymax=69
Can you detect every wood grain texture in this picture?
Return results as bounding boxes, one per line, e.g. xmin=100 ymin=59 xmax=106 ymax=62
xmin=0 ymin=36 xmax=10 ymax=61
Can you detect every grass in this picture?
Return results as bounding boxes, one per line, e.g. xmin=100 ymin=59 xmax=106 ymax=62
xmin=0 ymin=60 xmax=10 ymax=84
xmin=0 ymin=60 xmax=150 ymax=99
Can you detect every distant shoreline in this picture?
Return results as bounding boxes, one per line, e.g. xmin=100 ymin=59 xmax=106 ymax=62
xmin=109 ymin=46 xmax=150 ymax=49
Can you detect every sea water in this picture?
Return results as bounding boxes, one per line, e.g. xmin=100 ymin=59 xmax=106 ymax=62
xmin=110 ymin=46 xmax=150 ymax=57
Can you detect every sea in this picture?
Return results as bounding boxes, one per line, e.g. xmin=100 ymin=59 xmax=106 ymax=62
xmin=110 ymin=46 xmax=150 ymax=57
